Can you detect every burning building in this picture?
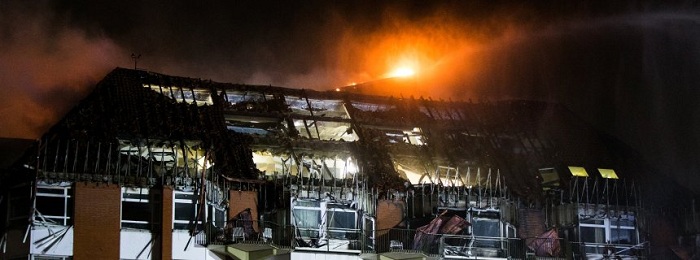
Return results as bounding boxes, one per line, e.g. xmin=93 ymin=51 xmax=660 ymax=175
xmin=0 ymin=68 xmax=663 ymax=259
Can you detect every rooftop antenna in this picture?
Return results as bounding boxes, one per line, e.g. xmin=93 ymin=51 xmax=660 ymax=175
xmin=131 ymin=53 xmax=141 ymax=69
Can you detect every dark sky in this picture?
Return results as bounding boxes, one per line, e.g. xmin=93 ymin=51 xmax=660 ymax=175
xmin=1 ymin=0 xmax=699 ymax=193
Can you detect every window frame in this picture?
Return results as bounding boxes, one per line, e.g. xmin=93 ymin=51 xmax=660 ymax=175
xmin=120 ymin=187 xmax=151 ymax=229
xmin=34 ymin=185 xmax=72 ymax=226
xmin=325 ymin=205 xmax=358 ymax=239
xmin=291 ymin=200 xmax=359 ymax=240
xmin=172 ymin=190 xmax=204 ymax=230
xmin=579 ymin=217 xmax=637 ymax=245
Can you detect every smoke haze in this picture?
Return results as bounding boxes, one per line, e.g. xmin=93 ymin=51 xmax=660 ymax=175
xmin=0 ymin=2 xmax=123 ymax=138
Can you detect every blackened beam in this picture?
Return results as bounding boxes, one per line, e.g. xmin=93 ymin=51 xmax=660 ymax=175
xmin=220 ymin=175 xmax=266 ymax=184
xmin=223 ymin=110 xmax=353 ymax=124
xmin=303 ymin=91 xmax=321 ymax=139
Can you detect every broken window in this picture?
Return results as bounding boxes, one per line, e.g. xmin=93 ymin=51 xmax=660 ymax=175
xmin=121 ymin=187 xmax=151 ymax=229
xmin=35 ymin=185 xmax=73 ymax=226
xmin=173 ymin=190 xmax=203 ymax=230
xmin=143 ymin=84 xmax=213 ymax=106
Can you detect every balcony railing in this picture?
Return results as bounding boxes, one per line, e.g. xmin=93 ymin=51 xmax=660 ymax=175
xmin=374 ymin=228 xmax=572 ymax=259
xmin=374 ymin=228 xmax=440 ymax=255
xmin=194 ymin=220 xmax=294 ymax=248
xmin=293 ymin=227 xmax=363 ymax=253
xmin=194 ymin=224 xmax=632 ymax=260
xmin=572 ymin=241 xmax=649 ymax=259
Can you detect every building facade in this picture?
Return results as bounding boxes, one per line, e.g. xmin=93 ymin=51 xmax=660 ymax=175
xmin=1 ymin=68 xmax=657 ymax=259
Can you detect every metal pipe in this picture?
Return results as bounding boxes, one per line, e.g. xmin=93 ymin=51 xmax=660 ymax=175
xmin=94 ymin=142 xmax=102 ymax=174
xmin=63 ymin=140 xmax=70 ymax=175
xmin=106 ymin=143 xmax=113 ymax=181
xmin=137 ymin=142 xmax=143 ymax=178
xmin=52 ymin=140 xmax=60 ymax=173
xmin=83 ymin=140 xmax=90 ymax=173
xmin=72 ymin=140 xmax=79 ymax=173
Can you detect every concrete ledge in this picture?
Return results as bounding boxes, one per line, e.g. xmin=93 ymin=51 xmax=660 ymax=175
xmin=227 ymin=243 xmax=277 ymax=260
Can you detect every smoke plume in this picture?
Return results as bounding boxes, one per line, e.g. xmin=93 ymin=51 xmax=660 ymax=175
xmin=0 ymin=2 xmax=123 ymax=139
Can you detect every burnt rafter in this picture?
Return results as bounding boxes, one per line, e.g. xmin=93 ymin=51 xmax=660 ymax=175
xmin=20 ymin=67 xmax=645 ymax=196
xmin=39 ymin=69 xmax=261 ymax=182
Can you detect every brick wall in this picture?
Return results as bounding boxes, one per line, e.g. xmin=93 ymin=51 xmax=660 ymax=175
xmin=73 ymin=182 xmax=120 ymax=260
xmin=518 ymin=208 xmax=545 ymax=241
xmin=229 ymin=190 xmax=259 ymax=232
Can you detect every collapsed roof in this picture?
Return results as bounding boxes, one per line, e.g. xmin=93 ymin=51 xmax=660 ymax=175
xmin=7 ymin=68 xmax=661 ymax=200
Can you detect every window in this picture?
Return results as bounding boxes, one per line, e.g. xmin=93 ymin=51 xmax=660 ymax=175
xmin=173 ymin=190 xmax=203 ymax=230
xmin=610 ymin=219 xmax=636 ymax=245
xmin=35 ymin=185 xmax=72 ymax=226
xmin=292 ymin=200 xmax=321 ymax=238
xmin=121 ymin=187 xmax=150 ymax=229
xmin=579 ymin=216 xmax=637 ymax=245
xmin=326 ymin=204 xmax=358 ymax=239
xmin=472 ymin=217 xmax=500 ymax=237
xmin=32 ymin=255 xmax=73 ymax=260
xmin=472 ymin=217 xmax=501 ymax=248
xmin=208 ymin=204 xmax=226 ymax=228
xmin=292 ymin=200 xmax=359 ymax=240
xmin=580 ymin=226 xmax=606 ymax=243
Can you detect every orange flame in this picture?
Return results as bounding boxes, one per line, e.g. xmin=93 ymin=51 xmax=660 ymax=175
xmin=387 ymin=67 xmax=415 ymax=78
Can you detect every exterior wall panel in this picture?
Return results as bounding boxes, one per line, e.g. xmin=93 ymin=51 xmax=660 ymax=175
xmin=229 ymin=190 xmax=259 ymax=232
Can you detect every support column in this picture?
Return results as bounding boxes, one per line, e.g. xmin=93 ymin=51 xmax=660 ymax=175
xmin=154 ymin=186 xmax=173 ymax=260
xmin=74 ymin=182 xmax=120 ymax=260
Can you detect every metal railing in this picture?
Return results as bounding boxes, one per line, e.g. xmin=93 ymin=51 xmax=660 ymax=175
xmin=261 ymin=221 xmax=294 ymax=248
xmin=194 ymin=223 xmax=227 ymax=247
xmin=373 ymin=228 xmax=573 ymax=259
xmin=293 ymin=227 xmax=363 ymax=252
xmin=440 ymin=234 xmax=509 ymax=258
xmin=571 ymin=241 xmax=649 ymax=259
xmin=374 ymin=228 xmax=440 ymax=255
xmin=194 ymin=219 xmax=294 ymax=248
xmin=440 ymin=235 xmax=570 ymax=259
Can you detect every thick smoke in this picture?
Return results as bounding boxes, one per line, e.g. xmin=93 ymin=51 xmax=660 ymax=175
xmin=0 ymin=3 xmax=123 ymax=139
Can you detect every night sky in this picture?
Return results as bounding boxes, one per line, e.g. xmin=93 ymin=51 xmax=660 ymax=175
xmin=1 ymin=1 xmax=699 ymax=194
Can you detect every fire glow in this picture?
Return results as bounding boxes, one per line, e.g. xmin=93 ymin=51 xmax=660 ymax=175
xmin=387 ymin=67 xmax=415 ymax=78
